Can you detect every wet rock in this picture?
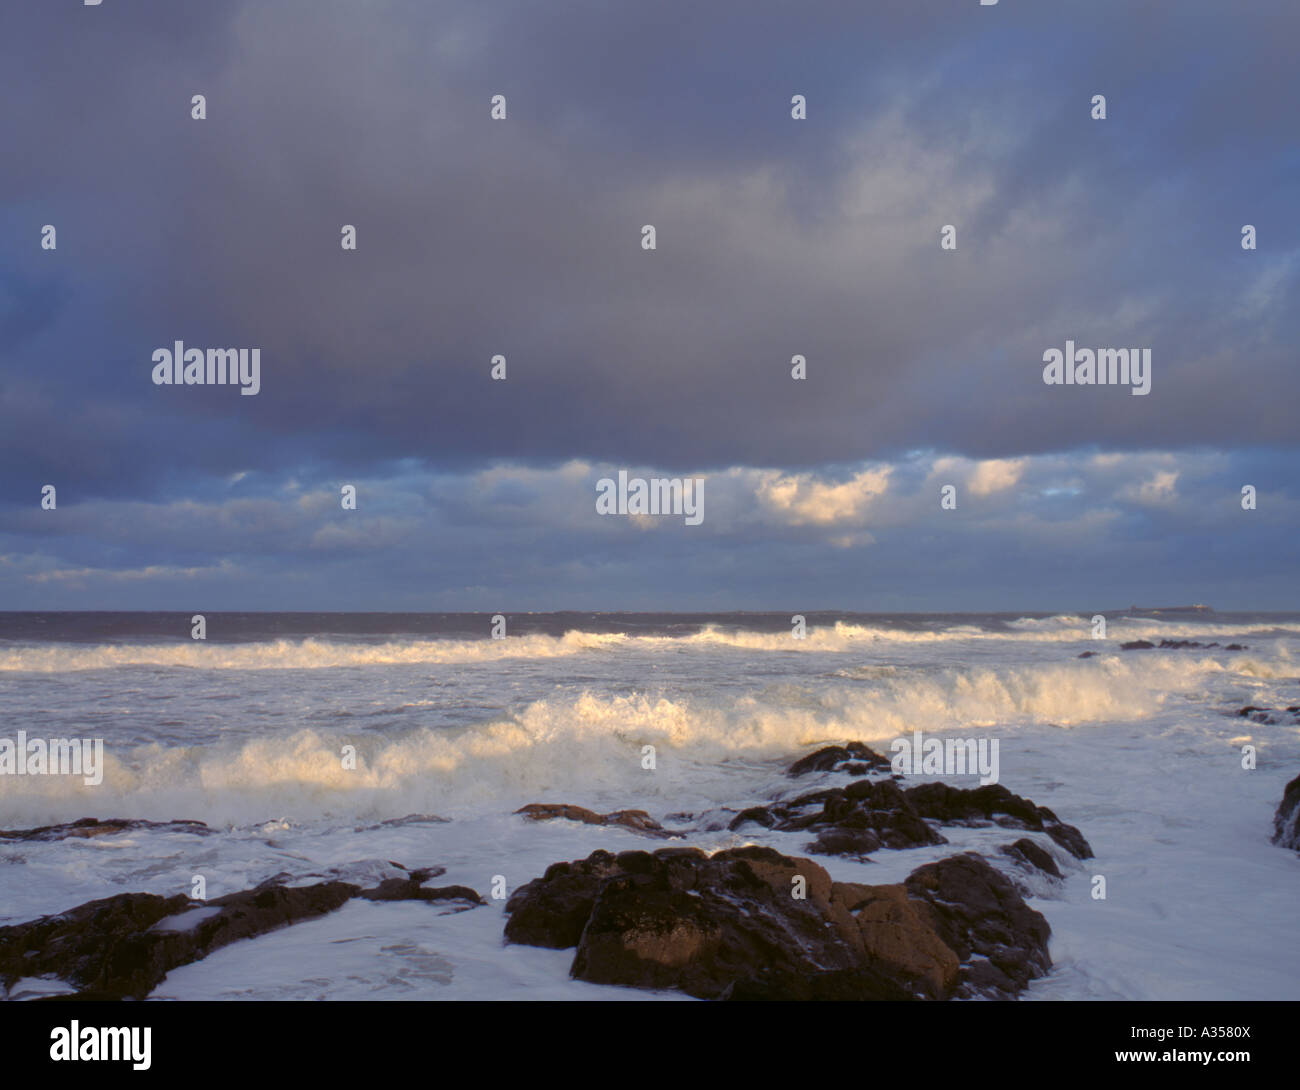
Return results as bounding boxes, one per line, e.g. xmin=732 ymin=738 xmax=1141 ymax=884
xmin=904 ymin=782 xmax=1093 ymax=860
xmin=1044 ymin=824 xmax=1093 ymax=860
xmin=788 ymin=742 xmax=891 ymax=777
xmin=0 ymin=866 xmax=486 ymax=999
xmin=807 ymin=828 xmax=884 ymax=858
xmin=0 ymin=817 xmax=210 ymax=842
xmin=554 ymin=845 xmax=901 ymax=999
xmin=999 ymin=838 xmax=1063 ymax=879
xmin=1120 ymin=640 xmax=1155 ymax=650
xmin=730 ymin=779 xmax=1091 ymax=860
xmin=903 ymin=853 xmax=1052 ymax=998
xmin=515 ymin=803 xmax=671 ymax=838
xmin=1225 ymin=644 xmax=1247 ymax=651
xmin=505 ymin=846 xmax=1050 ymax=1001
xmin=256 ymin=860 xmax=442 ymax=890
xmin=845 ymin=883 xmax=960 ymax=998
xmin=729 ymin=778 xmax=946 ymax=854
xmin=1272 ymin=774 xmax=1300 ymax=852
xmin=1077 ymin=650 xmax=1096 ymax=658
xmin=827 ymin=780 xmax=947 ymax=849
xmin=503 ymin=850 xmax=626 ymax=948
xmin=0 ymin=882 xmax=355 ymax=1000
xmin=905 ymin=782 xmax=1041 ymax=826
xmin=729 ymin=806 xmax=776 ymax=830
xmin=356 ymin=877 xmax=485 ymax=906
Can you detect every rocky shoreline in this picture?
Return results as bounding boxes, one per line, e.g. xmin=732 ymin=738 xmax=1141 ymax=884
xmin=504 ymin=845 xmax=1051 ymax=1000
xmin=499 ymin=744 xmax=1086 ymax=1000
xmin=2 ymin=739 xmax=1292 ymax=1002
xmin=0 ymin=864 xmax=484 ymax=1001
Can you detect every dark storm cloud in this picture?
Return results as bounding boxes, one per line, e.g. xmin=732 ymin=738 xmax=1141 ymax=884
xmin=3 ymin=0 xmax=1297 ymax=490
xmin=0 ymin=1 xmax=1296 ymax=609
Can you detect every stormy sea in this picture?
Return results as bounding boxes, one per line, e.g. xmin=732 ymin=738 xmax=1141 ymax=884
xmin=1 ymin=609 xmax=1297 ymax=1001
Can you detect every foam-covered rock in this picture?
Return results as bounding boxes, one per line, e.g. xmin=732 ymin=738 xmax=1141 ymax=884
xmin=505 ymin=845 xmax=1051 ymax=1000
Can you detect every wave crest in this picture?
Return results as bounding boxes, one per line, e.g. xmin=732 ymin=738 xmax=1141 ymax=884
xmin=3 ymin=652 xmax=1286 ymax=827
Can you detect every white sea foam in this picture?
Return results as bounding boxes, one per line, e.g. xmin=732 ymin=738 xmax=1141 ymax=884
xmin=1 ymin=651 xmax=1289 ymax=828
xmin=0 ymin=631 xmax=619 ymax=673
xmin=2 ymin=616 xmax=1297 ymax=1001
xmin=2 ymin=616 xmax=1297 ymax=672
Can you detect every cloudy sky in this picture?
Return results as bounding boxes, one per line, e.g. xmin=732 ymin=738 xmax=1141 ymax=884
xmin=1 ymin=0 xmax=1297 ymax=611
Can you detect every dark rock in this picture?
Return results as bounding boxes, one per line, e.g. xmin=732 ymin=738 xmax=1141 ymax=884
xmin=906 ymin=782 xmax=1039 ymax=826
xmin=758 ymin=780 xmax=945 ymax=854
xmin=515 ymin=803 xmax=671 ymax=838
xmin=839 ymin=882 xmax=960 ymax=998
xmin=0 ymin=817 xmax=210 ymax=842
xmin=523 ymin=845 xmax=889 ymax=999
xmin=356 ymin=878 xmax=485 ymax=906
xmin=1120 ymin=640 xmax=1155 ymax=650
xmin=727 ymin=779 xmax=1090 ymax=862
xmin=1225 ymin=644 xmax=1247 ymax=651
xmin=788 ymin=742 xmax=891 ymax=777
xmin=0 ymin=864 xmax=486 ymax=999
xmin=904 ymin=782 xmax=1093 ymax=860
xmin=831 ymin=780 xmax=947 ymax=849
xmin=0 ymin=891 xmax=186 ymax=998
xmin=570 ymin=875 xmax=733 ymax=994
xmin=999 ymin=838 xmax=1063 ymax=879
xmin=506 ymin=846 xmax=1050 ymax=1001
xmin=784 ymin=787 xmax=840 ymax=811
xmin=1157 ymin=640 xmax=1217 ymax=649
xmin=1044 ymin=823 xmax=1093 ymax=860
xmin=728 ymin=806 xmax=776 ymax=831
xmin=807 ymin=829 xmax=883 ymax=858
xmin=1272 ymin=774 xmax=1300 ymax=852
xmin=0 ymin=882 xmax=355 ymax=1000
xmin=1077 ymin=650 xmax=1096 ymax=658
xmin=735 ymin=780 xmax=946 ymax=855
xmin=903 ymin=853 xmax=1052 ymax=998
xmin=503 ymin=850 xmax=625 ymax=948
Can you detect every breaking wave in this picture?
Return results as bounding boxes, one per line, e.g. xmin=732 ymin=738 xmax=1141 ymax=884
xmin=3 ymin=652 xmax=1289 ymax=827
xmin=3 ymin=616 xmax=1299 ymax=672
